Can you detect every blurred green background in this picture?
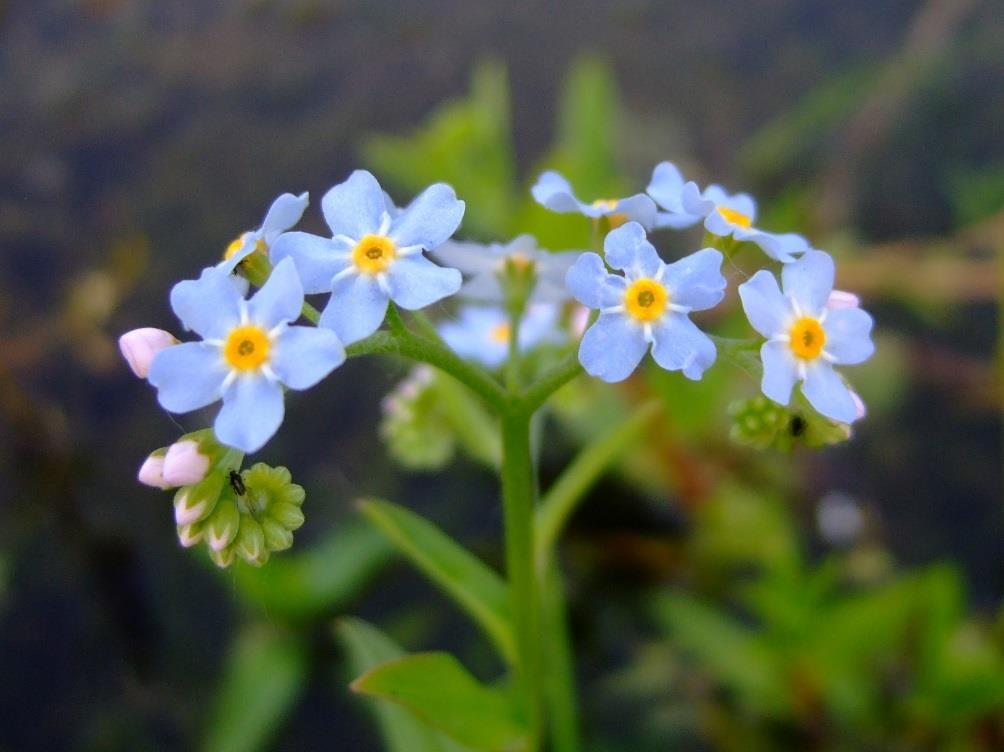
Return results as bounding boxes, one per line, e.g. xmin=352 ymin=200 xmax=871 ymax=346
xmin=0 ymin=1 xmax=1001 ymax=750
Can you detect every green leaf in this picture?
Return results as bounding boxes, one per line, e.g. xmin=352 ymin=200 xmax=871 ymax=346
xmin=200 ymin=625 xmax=308 ymax=752
xmin=351 ymin=652 xmax=527 ymax=751
xmin=336 ymin=618 xmax=471 ymax=752
xmin=358 ymin=498 xmax=517 ymax=665
xmin=233 ymin=522 xmax=393 ymax=622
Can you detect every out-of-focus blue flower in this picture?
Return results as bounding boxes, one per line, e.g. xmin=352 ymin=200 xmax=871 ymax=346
xmin=531 ymin=171 xmax=657 ymax=230
xmin=646 ymin=162 xmax=809 ymax=263
xmin=565 ymin=222 xmax=725 ymax=382
xmin=219 ymin=192 xmax=310 ymax=274
xmin=270 ymin=171 xmax=464 ymax=345
xmin=432 ymin=234 xmax=582 ymax=303
xmin=148 ymin=259 xmax=345 ymax=452
xmin=438 ymin=304 xmax=563 ymax=369
xmin=738 ymin=250 xmax=874 ymax=423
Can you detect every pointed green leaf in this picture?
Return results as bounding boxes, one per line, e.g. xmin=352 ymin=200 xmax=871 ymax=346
xmin=352 ymin=652 xmax=527 ymax=751
xmin=336 ymin=618 xmax=471 ymax=752
xmin=358 ymin=498 xmax=516 ymax=665
xmin=200 ymin=625 xmax=307 ymax=752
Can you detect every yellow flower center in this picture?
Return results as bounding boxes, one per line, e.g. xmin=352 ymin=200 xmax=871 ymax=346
xmin=224 ymin=325 xmax=271 ymax=371
xmin=591 ymin=199 xmax=628 ymax=229
xmin=624 ymin=278 xmax=669 ymax=322
xmin=788 ymin=317 xmax=826 ymax=360
xmin=508 ymin=253 xmax=534 ymax=271
xmin=224 ymin=235 xmax=268 ymax=262
xmin=717 ymin=205 xmax=752 ymax=229
xmin=352 ymin=234 xmax=397 ymax=275
xmin=489 ymin=322 xmax=511 ymax=344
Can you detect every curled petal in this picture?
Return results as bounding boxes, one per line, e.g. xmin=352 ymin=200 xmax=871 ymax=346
xmin=646 ymin=161 xmax=688 ymax=214
xmin=531 ymin=171 xmax=582 ymax=213
xmin=259 ymin=192 xmax=309 ymax=244
xmin=613 ymin=194 xmax=658 ymax=229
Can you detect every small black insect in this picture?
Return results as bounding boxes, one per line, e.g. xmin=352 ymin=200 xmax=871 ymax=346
xmin=229 ymin=470 xmax=246 ymax=496
xmin=789 ymin=415 xmax=807 ymax=438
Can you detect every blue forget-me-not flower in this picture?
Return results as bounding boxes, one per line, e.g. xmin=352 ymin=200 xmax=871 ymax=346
xmin=738 ymin=250 xmax=874 ymax=423
xmin=148 ymin=258 xmax=346 ymax=452
xmin=439 ymin=303 xmax=563 ymax=369
xmin=270 ymin=171 xmax=465 ymax=345
xmin=646 ymin=161 xmax=809 ymax=263
xmin=566 ymin=222 xmax=726 ymax=382
xmin=219 ymin=192 xmax=310 ymax=274
xmin=433 ymin=234 xmax=582 ymax=304
xmin=532 ymin=171 xmax=657 ymax=230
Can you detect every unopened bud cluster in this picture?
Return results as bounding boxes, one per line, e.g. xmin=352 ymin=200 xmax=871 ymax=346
xmin=728 ymin=395 xmax=851 ymax=452
xmin=379 ymin=366 xmax=455 ymax=469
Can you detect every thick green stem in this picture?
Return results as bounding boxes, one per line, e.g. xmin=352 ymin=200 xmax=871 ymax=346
xmin=519 ymin=352 xmax=583 ymax=415
xmin=500 ymin=410 xmax=542 ymax=750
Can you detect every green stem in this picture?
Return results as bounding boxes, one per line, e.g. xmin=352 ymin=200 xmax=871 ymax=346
xmin=300 ymin=301 xmax=321 ymax=324
xmin=519 ymin=352 xmax=583 ymax=415
xmin=500 ymin=410 xmax=542 ymax=750
xmin=505 ymin=308 xmax=524 ymax=393
xmin=541 ymin=560 xmax=581 ymax=752
xmin=346 ymin=329 xmax=508 ymax=413
xmin=534 ymin=399 xmax=662 ymax=566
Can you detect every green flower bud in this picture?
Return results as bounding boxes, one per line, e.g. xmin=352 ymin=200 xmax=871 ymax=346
xmin=176 ymin=520 xmax=205 ymax=548
xmin=173 ymin=472 xmax=224 ymax=526
xmin=209 ymin=546 xmax=235 ymax=568
xmin=205 ymin=494 xmax=241 ymax=552
xmin=234 ymin=517 xmax=268 ymax=566
xmin=380 ymin=366 xmax=455 ymax=469
xmin=729 ymin=394 xmax=851 ymax=452
xmin=261 ymin=518 xmax=294 ymax=552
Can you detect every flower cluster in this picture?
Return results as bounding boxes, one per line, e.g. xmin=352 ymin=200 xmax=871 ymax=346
xmin=122 ymin=160 xmax=874 ymax=567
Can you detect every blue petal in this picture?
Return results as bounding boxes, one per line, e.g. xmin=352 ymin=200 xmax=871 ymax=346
xmin=518 ymin=304 xmax=562 ymax=348
xmin=431 ymin=240 xmax=500 ymax=275
xmin=782 ymin=250 xmax=834 ymax=316
xmin=260 ymin=192 xmax=309 ymax=244
xmin=654 ymin=211 xmax=702 ymax=230
xmin=319 ymin=273 xmax=388 ymax=345
xmin=387 ymin=254 xmax=462 ymax=310
xmin=760 ymin=340 xmax=798 ymax=406
xmin=217 ymin=232 xmax=255 ymax=274
xmin=570 ymin=252 xmax=614 ymax=307
xmin=646 ymin=161 xmax=687 ymax=213
xmin=170 ymin=267 xmax=242 ymax=339
xmin=248 ymin=257 xmax=303 ymax=327
xmin=662 ymin=248 xmax=726 ymax=312
xmin=613 ymin=194 xmax=658 ymax=229
xmin=270 ymin=231 xmax=351 ymax=294
xmin=823 ymin=308 xmax=874 ymax=365
xmin=531 ymin=171 xmax=582 ymax=213
xmin=801 ymin=362 xmax=857 ymax=423
xmin=746 ymin=230 xmax=810 ymax=264
xmin=271 ymin=325 xmax=345 ymax=389
xmin=215 ymin=376 xmax=285 ymax=452
xmin=148 ymin=342 xmax=227 ymax=413
xmin=681 ymin=181 xmax=714 ymax=216
xmin=604 ymin=222 xmax=662 ymax=278
xmin=578 ymin=314 xmax=648 ymax=383
xmin=389 ymin=183 xmax=465 ymax=250
xmin=738 ymin=270 xmax=791 ymax=338
xmin=650 ymin=313 xmax=717 ymax=380
xmin=321 ymin=170 xmax=386 ymax=240
xmin=440 ymin=307 xmax=509 ymax=368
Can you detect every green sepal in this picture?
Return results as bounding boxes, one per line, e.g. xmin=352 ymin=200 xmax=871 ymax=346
xmin=206 ymin=494 xmax=241 ymax=553
xmin=173 ymin=471 xmax=224 ymax=526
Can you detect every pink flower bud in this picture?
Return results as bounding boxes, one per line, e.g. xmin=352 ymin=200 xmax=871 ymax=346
xmin=118 ymin=328 xmax=178 ymax=378
xmin=850 ymin=389 xmax=868 ymax=420
xmin=138 ymin=452 xmax=170 ymax=489
xmin=570 ymin=304 xmax=590 ymax=338
xmin=162 ymin=440 xmax=211 ymax=487
xmin=826 ymin=290 xmax=860 ymax=310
